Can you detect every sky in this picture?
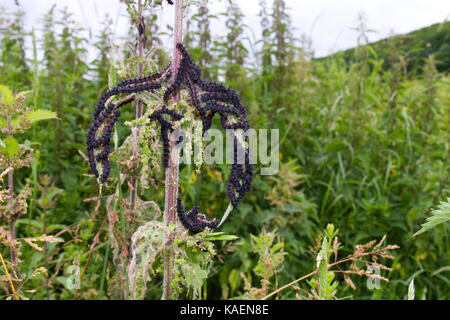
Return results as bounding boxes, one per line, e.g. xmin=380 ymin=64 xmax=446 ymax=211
xmin=1 ymin=0 xmax=449 ymax=59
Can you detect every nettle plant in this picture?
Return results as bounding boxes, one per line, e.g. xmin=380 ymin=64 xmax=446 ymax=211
xmin=0 ymin=85 xmax=59 ymax=299
xmin=85 ymin=0 xmax=253 ymax=299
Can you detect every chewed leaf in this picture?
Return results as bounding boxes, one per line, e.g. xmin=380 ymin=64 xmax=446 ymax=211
xmin=128 ymin=221 xmax=165 ymax=300
xmin=182 ymin=262 xmax=208 ymax=298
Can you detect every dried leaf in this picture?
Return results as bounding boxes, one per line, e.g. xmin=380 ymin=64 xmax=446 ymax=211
xmin=23 ymin=234 xmax=64 ymax=251
xmin=24 ymin=238 xmax=43 ymax=251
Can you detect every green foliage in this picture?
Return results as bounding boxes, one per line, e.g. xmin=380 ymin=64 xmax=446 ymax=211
xmin=0 ymin=8 xmax=30 ymax=88
xmin=250 ymin=229 xmax=285 ymax=281
xmin=307 ymin=224 xmax=339 ymax=300
xmin=323 ymin=21 xmax=450 ymax=74
xmin=0 ymin=2 xmax=448 ymax=300
xmin=185 ymin=0 xmax=217 ymax=80
xmin=0 ymin=84 xmax=59 ymax=299
xmin=221 ymin=0 xmax=248 ymax=83
xmin=0 ymin=85 xmax=15 ymax=106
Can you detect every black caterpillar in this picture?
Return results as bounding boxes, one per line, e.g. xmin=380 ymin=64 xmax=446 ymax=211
xmin=86 ymin=66 xmax=172 ymax=183
xmin=86 ymin=43 xmax=254 ymax=232
xmin=177 ymin=198 xmax=220 ymax=233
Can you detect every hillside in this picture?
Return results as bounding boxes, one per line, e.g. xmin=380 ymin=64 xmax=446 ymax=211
xmin=322 ymin=21 xmax=450 ymax=74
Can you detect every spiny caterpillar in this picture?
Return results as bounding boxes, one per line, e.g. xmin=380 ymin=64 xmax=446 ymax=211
xmin=86 ymin=43 xmax=253 ymax=232
xmin=177 ymin=198 xmax=220 ymax=234
xmin=148 ymin=106 xmax=183 ymax=168
xmin=86 ymin=65 xmax=172 ymax=183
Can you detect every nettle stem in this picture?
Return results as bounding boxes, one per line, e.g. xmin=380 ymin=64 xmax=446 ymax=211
xmin=8 ymin=172 xmax=19 ymax=277
xmin=130 ymin=0 xmax=145 ymax=211
xmin=7 ymin=115 xmax=20 ymax=287
xmin=124 ymin=0 xmax=146 ymax=300
xmin=162 ymin=0 xmax=183 ymax=300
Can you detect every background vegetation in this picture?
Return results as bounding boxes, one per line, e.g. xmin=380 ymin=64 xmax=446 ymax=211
xmin=0 ymin=0 xmax=448 ymax=300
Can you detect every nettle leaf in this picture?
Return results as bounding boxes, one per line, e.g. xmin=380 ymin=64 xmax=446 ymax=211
xmin=183 ymin=262 xmax=209 ymax=298
xmin=0 ymin=137 xmax=20 ymax=157
xmin=203 ymin=232 xmax=239 ymax=241
xmin=414 ymin=197 xmax=450 ymax=236
xmin=227 ymin=268 xmax=241 ymax=293
xmin=25 ymin=109 xmax=58 ymax=123
xmin=0 ymin=85 xmax=14 ymax=106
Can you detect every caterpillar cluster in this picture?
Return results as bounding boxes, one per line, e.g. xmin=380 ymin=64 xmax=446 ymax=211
xmin=162 ymin=44 xmax=254 ymax=208
xmin=86 ymin=43 xmax=254 ymax=227
xmin=87 ymin=65 xmax=171 ymax=183
xmin=228 ymin=137 xmax=254 ymax=207
xmin=177 ymin=198 xmax=220 ymax=233
xmin=87 ymin=95 xmax=135 ymax=183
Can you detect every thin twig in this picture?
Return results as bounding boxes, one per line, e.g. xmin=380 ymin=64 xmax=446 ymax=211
xmin=130 ymin=0 xmax=146 ymax=212
xmin=262 ymin=270 xmax=317 ymax=300
xmin=7 ymin=115 xmax=20 ymax=283
xmin=162 ymin=0 xmax=183 ymax=300
xmin=0 ymin=250 xmax=18 ymax=300
xmin=73 ymin=206 xmax=109 ymax=300
xmin=73 ymin=244 xmax=94 ymax=300
xmin=262 ymin=243 xmax=399 ymax=300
